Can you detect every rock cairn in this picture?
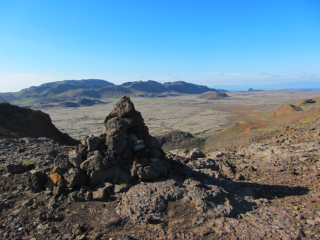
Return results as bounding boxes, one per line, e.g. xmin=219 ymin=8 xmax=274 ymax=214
xmin=40 ymin=96 xmax=170 ymax=200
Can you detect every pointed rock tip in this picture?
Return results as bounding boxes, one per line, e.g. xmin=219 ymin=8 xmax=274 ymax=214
xmin=104 ymin=96 xmax=136 ymax=123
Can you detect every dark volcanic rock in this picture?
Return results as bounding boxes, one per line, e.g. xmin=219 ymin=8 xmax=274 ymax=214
xmin=156 ymin=130 xmax=205 ymax=152
xmin=29 ymin=170 xmax=48 ymax=193
xmin=63 ymin=173 xmax=90 ymax=188
xmin=90 ymin=165 xmax=130 ymax=188
xmin=6 ymin=164 xmax=28 ymax=174
xmin=80 ymin=155 xmax=114 ymax=172
xmin=86 ymin=136 xmax=100 ymax=151
xmin=104 ymin=95 xmax=136 ymax=123
xmin=107 ymin=131 xmax=127 ymax=154
xmin=68 ymin=150 xmax=83 ymax=168
xmin=53 ymin=154 xmax=70 ymax=174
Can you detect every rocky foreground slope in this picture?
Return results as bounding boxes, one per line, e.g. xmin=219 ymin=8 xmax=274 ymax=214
xmin=0 ymin=97 xmax=320 ymax=239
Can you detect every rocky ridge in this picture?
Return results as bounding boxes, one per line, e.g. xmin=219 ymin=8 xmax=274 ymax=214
xmin=0 ymin=102 xmax=78 ymax=146
xmin=0 ymin=80 xmax=221 ymax=106
xmin=0 ymin=97 xmax=319 ymax=239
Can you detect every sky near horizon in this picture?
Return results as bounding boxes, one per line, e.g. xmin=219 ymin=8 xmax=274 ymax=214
xmin=0 ymin=0 xmax=319 ymax=92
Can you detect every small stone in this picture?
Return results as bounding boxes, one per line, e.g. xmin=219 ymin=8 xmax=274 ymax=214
xmin=68 ymin=192 xmax=85 ymax=202
xmin=92 ymin=183 xmax=113 ymax=201
xmin=22 ymin=199 xmax=34 ymax=207
xmin=130 ymin=165 xmax=137 ymax=177
xmin=6 ymin=164 xmax=28 ymax=174
xmin=137 ymin=166 xmax=159 ymax=181
xmin=63 ymin=173 xmax=89 ymax=188
xmin=17 ymin=184 xmax=25 ymax=190
xmin=296 ymin=214 xmax=305 ymax=220
xmin=234 ymin=173 xmax=245 ymax=181
xmin=307 ymin=219 xmax=317 ymax=225
xmin=48 ymin=203 xmax=58 ymax=209
xmin=53 ymin=154 xmax=69 ymax=174
xmin=129 ymin=135 xmax=138 ymax=143
xmin=136 ymin=140 xmax=144 ymax=145
xmin=85 ymin=191 xmax=93 ymax=201
xmin=50 ymin=226 xmax=58 ymax=234
xmin=114 ymin=184 xmax=125 ymax=193
xmin=68 ymin=150 xmax=83 ymax=168
xmin=87 ymin=135 xmax=100 ymax=151
xmin=135 ymin=144 xmax=145 ymax=151
xmin=188 ymin=148 xmax=205 ymax=159
xmin=122 ymin=235 xmax=134 ymax=240
xmin=140 ymin=158 xmax=149 ymax=163
xmin=135 ymin=163 xmax=142 ymax=168
xmin=68 ymin=168 xmax=81 ymax=174
xmin=94 ymin=150 xmax=102 ymax=155
xmin=81 ymin=136 xmax=89 ymax=146
xmin=150 ymin=158 xmax=158 ymax=163
xmin=17 ymin=148 xmax=25 ymax=153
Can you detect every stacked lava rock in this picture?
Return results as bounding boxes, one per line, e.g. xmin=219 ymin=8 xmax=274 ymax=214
xmin=103 ymin=95 xmax=170 ymax=182
xmin=47 ymin=96 xmax=170 ymax=200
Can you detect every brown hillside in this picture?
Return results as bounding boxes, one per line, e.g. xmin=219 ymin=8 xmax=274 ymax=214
xmin=268 ymin=104 xmax=303 ymax=120
xmin=0 ymin=102 xmax=78 ymax=145
xmin=205 ymin=96 xmax=320 ymax=151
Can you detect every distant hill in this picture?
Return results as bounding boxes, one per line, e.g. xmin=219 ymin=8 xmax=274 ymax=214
xmin=163 ymin=81 xmax=211 ymax=94
xmin=0 ymin=79 xmax=114 ymax=105
xmin=120 ymin=80 xmax=166 ymax=93
xmin=39 ymin=79 xmax=113 ymax=88
xmin=198 ymin=91 xmax=229 ymax=100
xmin=0 ymin=79 xmax=221 ymax=105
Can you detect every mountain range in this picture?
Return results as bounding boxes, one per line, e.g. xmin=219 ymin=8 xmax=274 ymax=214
xmin=0 ymin=79 xmax=218 ymax=105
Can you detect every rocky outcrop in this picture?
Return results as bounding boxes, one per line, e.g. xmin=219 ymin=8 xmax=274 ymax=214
xmin=268 ymin=103 xmax=303 ymax=120
xmin=0 ymin=102 xmax=78 ymax=145
xmin=198 ymin=91 xmax=229 ymax=100
xmin=156 ymin=130 xmax=205 ymax=152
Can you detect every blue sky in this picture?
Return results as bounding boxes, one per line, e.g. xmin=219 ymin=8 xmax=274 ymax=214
xmin=0 ymin=0 xmax=319 ymax=92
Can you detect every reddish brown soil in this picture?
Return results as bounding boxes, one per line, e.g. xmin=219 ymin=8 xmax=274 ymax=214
xmin=205 ymin=96 xmax=320 ymax=152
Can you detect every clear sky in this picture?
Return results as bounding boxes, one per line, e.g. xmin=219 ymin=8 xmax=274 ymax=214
xmin=0 ymin=0 xmax=319 ymax=92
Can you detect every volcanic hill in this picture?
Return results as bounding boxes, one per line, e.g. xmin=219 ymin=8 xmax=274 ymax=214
xmin=0 ymin=79 xmax=222 ymax=106
xmin=198 ymin=91 xmax=229 ymax=100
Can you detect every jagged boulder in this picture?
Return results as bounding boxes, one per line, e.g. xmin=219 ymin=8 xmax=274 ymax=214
xmin=104 ymin=95 xmax=136 ymax=122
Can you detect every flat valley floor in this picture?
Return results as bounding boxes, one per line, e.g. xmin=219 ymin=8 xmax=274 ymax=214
xmin=37 ymin=90 xmax=320 ymax=140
